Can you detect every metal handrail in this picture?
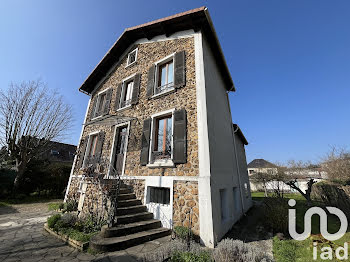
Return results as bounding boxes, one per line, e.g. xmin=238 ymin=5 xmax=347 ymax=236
xmin=120 ymin=99 xmax=132 ymax=109
xmin=79 ymin=156 xmax=121 ymax=227
xmin=155 ymin=82 xmax=174 ymax=95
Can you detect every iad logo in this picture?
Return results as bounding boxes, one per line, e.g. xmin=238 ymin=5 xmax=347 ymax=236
xmin=288 ymin=199 xmax=348 ymax=260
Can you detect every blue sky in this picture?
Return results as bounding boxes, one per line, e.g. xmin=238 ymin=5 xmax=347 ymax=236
xmin=1 ymin=0 xmax=349 ymax=164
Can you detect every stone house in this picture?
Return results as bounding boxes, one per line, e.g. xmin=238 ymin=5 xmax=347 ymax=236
xmin=65 ymin=7 xmax=252 ymax=249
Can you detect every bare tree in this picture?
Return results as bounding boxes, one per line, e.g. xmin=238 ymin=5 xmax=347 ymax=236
xmin=322 ymin=146 xmax=350 ymax=184
xmin=250 ymin=170 xmax=272 ymax=197
xmin=283 ymin=160 xmax=316 ymax=206
xmin=0 ymin=80 xmax=73 ymax=190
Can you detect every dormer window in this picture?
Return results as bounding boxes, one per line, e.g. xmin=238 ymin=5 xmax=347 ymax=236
xmin=127 ymin=48 xmax=138 ymax=66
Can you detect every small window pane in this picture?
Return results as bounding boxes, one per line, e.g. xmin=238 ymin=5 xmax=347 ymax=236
xmin=167 ymin=61 xmax=173 ymax=84
xmin=149 ymin=187 xmax=170 ymax=205
xmin=160 ymin=65 xmax=167 ymax=86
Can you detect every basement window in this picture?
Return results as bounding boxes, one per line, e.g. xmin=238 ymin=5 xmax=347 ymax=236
xmin=149 ymin=187 xmax=170 ymax=205
xmin=127 ymin=48 xmax=138 ymax=66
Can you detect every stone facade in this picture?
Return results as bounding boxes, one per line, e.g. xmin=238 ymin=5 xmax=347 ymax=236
xmin=121 ymin=179 xmax=145 ymax=204
xmin=173 ymin=181 xmax=199 ymax=235
xmin=67 ymin=35 xmax=202 ymax=238
xmin=75 ymin=36 xmax=198 ymax=177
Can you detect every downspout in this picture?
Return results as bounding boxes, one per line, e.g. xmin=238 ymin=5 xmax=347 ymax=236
xmin=226 ymin=91 xmax=245 ymax=215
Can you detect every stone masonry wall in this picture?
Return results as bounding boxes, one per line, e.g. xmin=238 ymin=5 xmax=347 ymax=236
xmin=74 ymin=36 xmax=198 ymax=178
xmin=173 ymin=181 xmax=199 ymax=235
xmin=121 ymin=179 xmax=145 ymax=204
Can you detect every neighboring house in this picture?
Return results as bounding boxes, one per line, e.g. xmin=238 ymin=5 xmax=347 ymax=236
xmin=64 ymin=7 xmax=252 ymax=248
xmin=41 ymin=141 xmax=76 ymax=163
xmin=247 ymin=159 xmax=278 ymax=176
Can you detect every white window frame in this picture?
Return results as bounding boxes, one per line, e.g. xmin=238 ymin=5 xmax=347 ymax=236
xmin=126 ymin=48 xmax=138 ymax=67
xmin=106 ymin=121 xmax=130 ymax=178
xmin=152 ymin=53 xmax=175 ymax=98
xmin=117 ymin=74 xmax=136 ymax=111
xmin=92 ymin=88 xmax=111 ymax=120
xmin=82 ymin=130 xmax=100 ymax=167
xmin=147 ymin=108 xmax=175 ymax=168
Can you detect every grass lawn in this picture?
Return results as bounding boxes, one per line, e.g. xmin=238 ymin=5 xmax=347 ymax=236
xmin=0 ymin=196 xmax=63 ymax=206
xmin=251 ymin=191 xmax=350 ymax=262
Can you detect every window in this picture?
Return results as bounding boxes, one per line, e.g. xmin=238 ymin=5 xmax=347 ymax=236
xmin=249 ymin=170 xmax=255 ymax=174
xmin=127 ymin=49 xmax=138 ymax=66
xmin=152 ymin=114 xmax=172 ymax=162
xmin=50 ymin=150 xmax=60 ymax=155
xmin=149 ymin=187 xmax=170 ymax=205
xmin=87 ymin=134 xmax=98 ymax=158
xmin=155 ymin=59 xmax=174 ymax=95
xmin=92 ymin=89 xmax=112 ymax=119
xmin=120 ymin=80 xmax=133 ymax=108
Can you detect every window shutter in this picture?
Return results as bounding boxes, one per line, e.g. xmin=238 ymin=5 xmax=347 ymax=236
xmin=89 ymin=98 xmax=97 ymax=121
xmin=174 ymin=51 xmax=186 ymax=89
xmin=95 ymin=131 xmax=105 ymax=162
xmin=76 ymin=137 xmax=88 ymax=169
xmin=103 ymin=89 xmax=112 ymax=115
xmin=140 ymin=118 xmax=151 ymax=165
xmin=173 ymin=109 xmax=187 ymax=164
xmin=131 ymin=74 xmax=141 ymax=105
xmin=115 ymin=83 xmax=122 ymax=110
xmin=146 ymin=65 xmax=155 ymax=98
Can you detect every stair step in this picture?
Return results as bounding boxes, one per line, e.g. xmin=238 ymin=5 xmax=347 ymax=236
xmin=117 ymin=205 xmax=147 ymax=215
xmin=119 ymin=188 xmax=132 ymax=194
xmin=101 ymin=219 xmax=162 ymax=238
xmin=90 ymin=228 xmax=171 ymax=252
xmin=118 ymin=199 xmax=142 ymax=207
xmin=118 ymin=193 xmax=136 ymax=201
xmin=116 ymin=212 xmax=153 ymax=224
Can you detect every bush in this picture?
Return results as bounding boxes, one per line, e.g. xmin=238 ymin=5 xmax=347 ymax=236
xmin=48 ymin=202 xmax=63 ymax=211
xmin=262 ymin=197 xmax=289 ymax=234
xmin=212 ymin=239 xmax=270 ymax=262
xmin=61 ymin=213 xmax=77 ymax=227
xmin=171 ymin=251 xmax=211 ymax=262
xmin=47 ymin=214 xmax=61 ymax=228
xmin=64 ymin=200 xmax=78 ymax=213
xmin=142 ymin=239 xmax=205 ymax=262
xmin=174 ymin=226 xmax=192 ymax=240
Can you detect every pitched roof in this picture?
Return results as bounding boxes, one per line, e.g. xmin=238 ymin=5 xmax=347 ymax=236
xmin=247 ymin=159 xmax=277 ymax=168
xmin=79 ymin=7 xmax=234 ymax=94
xmin=233 ymin=124 xmax=248 ymax=145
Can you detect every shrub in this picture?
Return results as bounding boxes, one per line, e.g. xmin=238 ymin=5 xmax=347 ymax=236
xmin=48 ymin=202 xmax=63 ymax=211
xmin=174 ymin=226 xmax=192 ymax=240
xmin=47 ymin=214 xmax=61 ymax=228
xmin=61 ymin=213 xmax=77 ymax=227
xmin=273 ymin=237 xmax=298 ymax=262
xmin=74 ymin=215 xmax=105 ymax=234
xmin=171 ymin=251 xmax=211 ymax=262
xmin=262 ymin=197 xmax=289 ymax=234
xmin=64 ymin=200 xmax=78 ymax=213
xmin=142 ymin=239 xmax=205 ymax=262
xmin=212 ymin=239 xmax=270 ymax=262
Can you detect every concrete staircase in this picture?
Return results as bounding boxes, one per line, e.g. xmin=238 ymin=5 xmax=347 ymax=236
xmin=90 ymin=184 xmax=171 ymax=252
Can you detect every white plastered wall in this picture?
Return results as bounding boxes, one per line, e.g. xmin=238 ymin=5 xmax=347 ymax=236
xmin=198 ymin=32 xmax=251 ymax=244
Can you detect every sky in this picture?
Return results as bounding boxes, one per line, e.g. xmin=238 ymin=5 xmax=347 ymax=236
xmin=0 ymin=0 xmax=349 ymax=164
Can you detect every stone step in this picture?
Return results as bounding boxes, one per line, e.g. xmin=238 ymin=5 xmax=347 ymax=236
xmin=118 ymin=199 xmax=142 ymax=207
xmin=116 ymin=212 xmax=153 ymax=224
xmin=101 ymin=219 xmax=162 ymax=238
xmin=90 ymin=228 xmax=171 ymax=252
xmin=117 ymin=205 xmax=147 ymax=215
xmin=118 ymin=193 xmax=136 ymax=201
xmin=119 ymin=187 xmax=132 ymax=194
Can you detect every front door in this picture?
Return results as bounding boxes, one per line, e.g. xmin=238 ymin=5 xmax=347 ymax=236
xmin=113 ymin=126 xmax=128 ymax=176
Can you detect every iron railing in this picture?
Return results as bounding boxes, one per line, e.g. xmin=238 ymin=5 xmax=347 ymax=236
xmin=151 ymin=150 xmax=171 ymax=163
xmin=119 ymin=99 xmax=131 ymax=109
xmin=154 ymin=82 xmax=174 ymax=95
xmin=79 ymin=156 xmax=121 ymax=228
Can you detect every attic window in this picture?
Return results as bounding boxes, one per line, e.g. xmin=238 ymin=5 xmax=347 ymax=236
xmin=127 ymin=48 xmax=138 ymax=66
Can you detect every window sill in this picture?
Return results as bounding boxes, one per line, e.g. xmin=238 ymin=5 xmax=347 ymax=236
xmin=151 ymin=88 xmax=175 ymax=99
xmin=125 ymin=61 xmax=137 ymax=69
xmin=116 ymin=104 xmax=132 ymax=112
xmin=147 ymin=160 xmax=175 ymax=168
